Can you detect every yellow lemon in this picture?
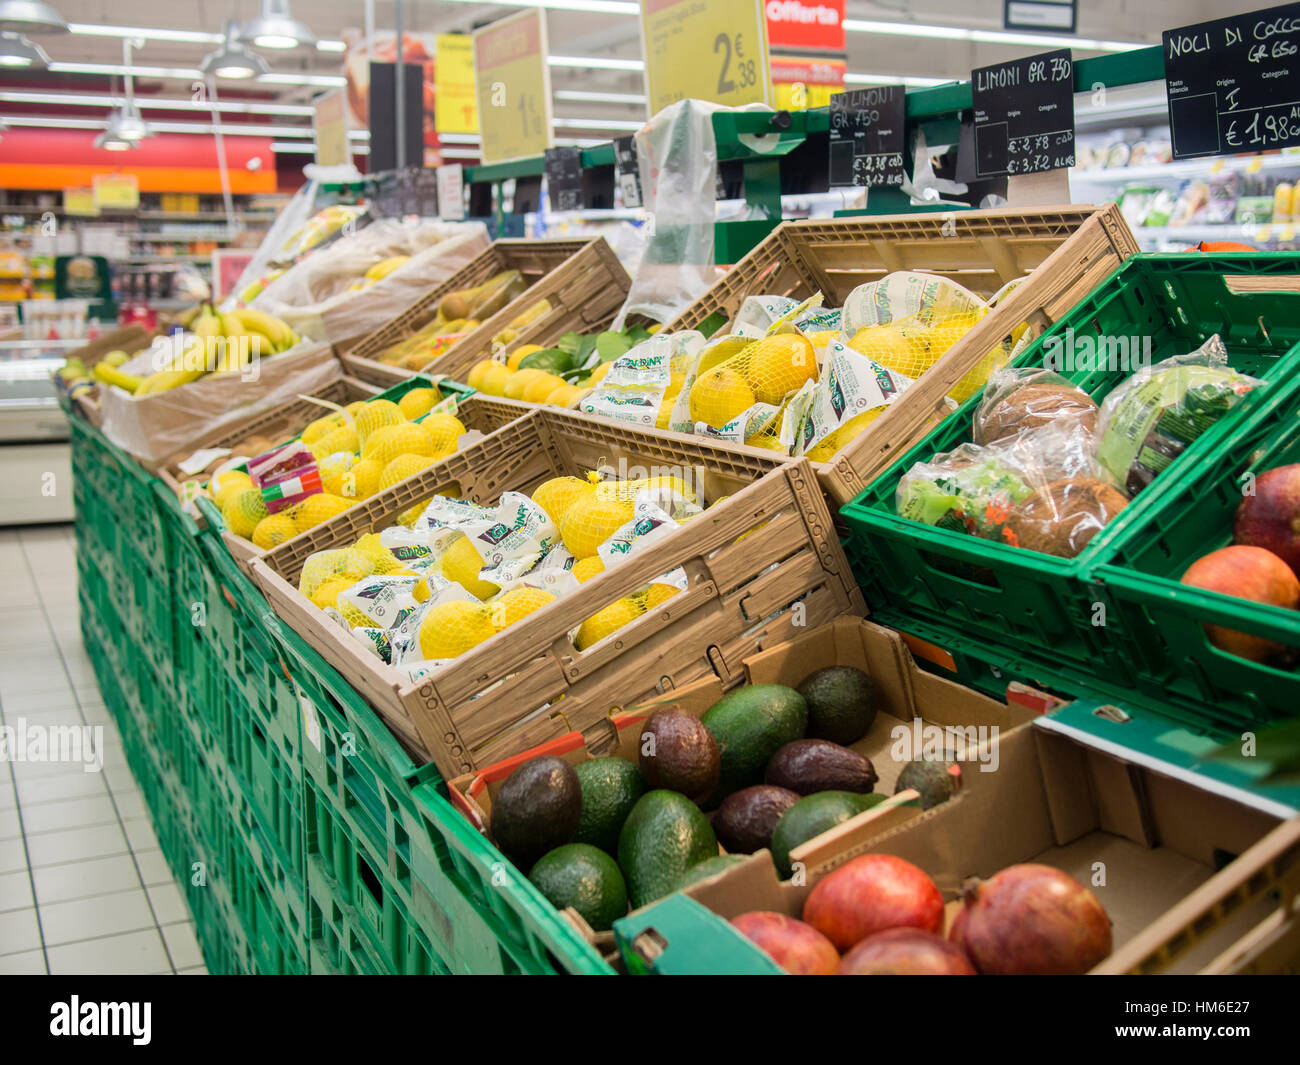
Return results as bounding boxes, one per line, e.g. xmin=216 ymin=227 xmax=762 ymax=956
xmin=293 ymin=493 xmax=354 ymax=533
xmin=506 ymin=343 xmax=546 ymax=371
xmin=309 ymin=425 xmax=359 ymax=461
xmin=222 ymin=488 xmax=268 ymax=538
xmin=643 ymin=583 xmax=681 ymax=610
xmin=418 ymin=600 xmax=496 ymax=660
xmin=420 ymin=411 xmax=466 ymax=452
xmin=571 ymin=556 xmax=605 ymax=583
xmin=211 ymin=469 xmax=254 ymax=507
xmin=380 ymin=453 xmax=438 ymax=491
xmin=251 ymin=514 xmax=297 ymax=550
xmin=480 ymin=363 xmax=513 ymax=397
xmin=561 ymin=494 xmax=634 ymax=559
xmin=309 ymin=578 xmax=353 ymax=611
xmin=689 ymin=366 xmax=755 ymax=428
xmin=318 ymin=452 xmax=355 ymax=497
xmin=398 ymin=387 xmax=440 ymax=420
xmin=488 ymin=586 xmax=557 ymax=631
xmin=346 ymin=457 xmax=384 ymax=500
xmin=574 ymin=597 xmax=644 ymax=651
xmin=362 ymin=422 xmax=434 ymax=465
xmin=301 ymin=413 xmax=344 ymax=446
xmin=531 ymin=476 xmax=595 ymax=527
xmin=353 ymin=399 xmax=405 ymax=445
xmin=466 ymin=359 xmax=497 ymax=391
xmin=521 ymin=372 xmax=567 ymax=404
xmin=744 ymin=334 xmax=818 ymax=405
xmin=805 ymin=408 xmax=884 ymax=462
xmin=504 ymin=368 xmax=546 ymax=401
xmin=544 ymin=383 xmax=586 ymax=407
xmin=439 ymin=534 xmax=500 ymax=600
xmin=587 ymin=361 xmax=614 ymax=386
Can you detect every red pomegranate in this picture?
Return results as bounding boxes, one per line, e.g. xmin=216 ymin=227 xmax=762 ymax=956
xmin=1180 ymin=545 xmax=1300 ymax=662
xmin=957 ymin=863 xmax=1112 ymax=974
xmin=802 ymin=854 xmax=944 ymax=952
xmin=1235 ymin=465 xmax=1300 ymax=579
xmin=731 ymin=911 xmax=839 ymax=975
xmin=839 ymin=928 xmax=976 ymax=975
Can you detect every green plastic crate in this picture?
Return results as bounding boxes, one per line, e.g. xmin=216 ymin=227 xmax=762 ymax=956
xmin=841 ymin=253 xmax=1300 ymax=682
xmin=307 ymin=885 xmax=389 ymax=974
xmin=1089 ymin=381 xmax=1300 ymax=731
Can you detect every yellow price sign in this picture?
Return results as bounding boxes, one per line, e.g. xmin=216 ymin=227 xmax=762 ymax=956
xmin=771 ymin=56 xmax=845 ymax=112
xmin=436 ymin=34 xmax=478 ymax=135
xmin=92 ymin=173 xmax=139 ymax=210
xmin=313 ymin=88 xmax=350 ymax=167
xmin=473 ymin=10 xmax=552 ymax=164
xmin=639 ymin=0 xmax=770 ymax=114
xmin=64 ymin=188 xmax=99 ymax=217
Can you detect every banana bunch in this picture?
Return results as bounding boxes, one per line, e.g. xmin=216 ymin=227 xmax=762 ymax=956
xmin=131 ymin=303 xmax=301 ymax=396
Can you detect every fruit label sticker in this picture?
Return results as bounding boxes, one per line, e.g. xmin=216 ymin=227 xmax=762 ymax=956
xmin=472 ymin=9 xmax=553 ymax=164
xmin=796 ymin=339 xmax=912 ymax=458
xmin=639 ymin=0 xmax=772 ymax=113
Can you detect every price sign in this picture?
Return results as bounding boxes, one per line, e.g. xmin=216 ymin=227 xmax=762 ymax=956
xmin=1163 ymin=3 xmax=1300 ymax=159
xmin=828 ymin=85 xmax=906 ymax=188
xmin=971 ymin=49 xmax=1075 ymax=178
xmin=473 ymin=9 xmax=552 ymax=164
xmin=435 ymin=34 xmax=478 ymax=135
xmin=437 ymin=164 xmax=465 ymax=220
xmin=639 ymin=0 xmax=771 ymax=114
xmin=545 ymin=146 xmax=584 ymax=212
xmin=64 ymin=188 xmax=98 ymax=217
xmin=91 ymin=173 xmax=139 ymax=210
xmin=614 ymin=136 xmax=643 ymax=209
xmin=313 ymin=88 xmax=350 ymax=167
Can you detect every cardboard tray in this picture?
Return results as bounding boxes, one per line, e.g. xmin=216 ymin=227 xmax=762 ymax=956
xmin=341 ymin=238 xmax=630 ymax=388
xmin=663 ymin=204 xmax=1140 ymax=507
xmin=666 ymin=713 xmax=1294 ymax=975
xmin=249 ymin=408 xmax=864 ymax=779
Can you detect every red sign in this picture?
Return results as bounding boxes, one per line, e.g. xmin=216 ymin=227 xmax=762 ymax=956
xmin=764 ymin=0 xmax=845 ymax=53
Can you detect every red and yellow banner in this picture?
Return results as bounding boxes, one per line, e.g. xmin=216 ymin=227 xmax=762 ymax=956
xmin=771 ymin=55 xmax=846 ymax=110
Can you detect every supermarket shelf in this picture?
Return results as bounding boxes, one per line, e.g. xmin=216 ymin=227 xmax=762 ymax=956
xmin=1071 ymin=153 xmax=1300 ymax=186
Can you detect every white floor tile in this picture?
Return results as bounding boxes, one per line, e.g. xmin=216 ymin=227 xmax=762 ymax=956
xmin=132 ymin=849 xmax=174 ymax=888
xmin=0 ymin=806 xmax=19 ymax=840
xmin=31 ymin=852 xmax=146 ymax=905
xmin=0 ymin=869 xmax=33 ymax=912
xmin=161 ymin=921 xmax=203 ymax=970
xmin=0 ymin=948 xmax=47 ymax=974
xmin=17 ymin=771 xmax=110 ymax=806
xmin=40 ymin=887 xmax=156 ymax=946
xmin=147 ymin=880 xmax=192 ymax=927
xmin=122 ymin=817 xmax=162 ymax=854
xmin=177 ymin=964 xmax=207 ymax=975
xmin=46 ymin=927 xmax=170 ymax=975
xmin=19 ymin=795 xmax=120 ymax=836
xmin=0 ymin=837 xmax=27 ymax=875
xmin=0 ymin=907 xmax=42 ymax=955
xmin=25 ymin=823 xmax=129 ymax=868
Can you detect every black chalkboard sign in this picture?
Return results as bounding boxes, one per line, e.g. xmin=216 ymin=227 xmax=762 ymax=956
xmin=614 ymin=136 xmax=644 ymax=208
xmin=827 ymin=86 xmax=906 ymax=188
xmin=971 ymin=49 xmax=1075 ymax=178
xmin=1163 ymin=3 xmax=1300 ymax=160
xmin=545 ymin=146 xmax=584 ymax=212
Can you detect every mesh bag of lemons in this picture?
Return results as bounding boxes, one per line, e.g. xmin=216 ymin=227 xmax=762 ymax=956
xmin=209 ymin=391 xmax=472 ymax=551
xmin=578 ymin=275 xmax=1030 ymax=462
xmin=295 ymin=469 xmax=714 ymax=681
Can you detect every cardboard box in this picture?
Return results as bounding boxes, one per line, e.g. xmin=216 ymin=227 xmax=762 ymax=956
xmin=672 ymin=715 xmax=1295 ymax=974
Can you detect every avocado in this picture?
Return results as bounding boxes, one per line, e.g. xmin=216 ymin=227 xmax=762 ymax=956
xmin=617 ymin=790 xmax=718 ymax=909
xmin=894 ymin=759 xmax=960 ymax=810
xmin=490 ymin=755 xmax=582 ymax=869
xmin=674 ymin=854 xmax=748 ymax=892
xmin=701 ymin=684 xmax=808 ymax=803
xmin=638 ymin=709 xmax=720 ymax=803
xmin=770 ymin=790 xmax=886 ymax=878
xmin=765 ymin=739 xmax=878 ymax=796
xmin=713 ymin=785 xmax=801 ymax=854
xmin=572 ymin=756 xmax=646 ymax=854
xmin=528 ymin=843 xmax=628 ymax=932
xmin=797 ymin=666 xmax=877 ymax=745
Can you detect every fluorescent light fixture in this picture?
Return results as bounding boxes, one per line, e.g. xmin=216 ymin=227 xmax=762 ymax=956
xmin=416 ymin=0 xmax=637 ymax=12
xmin=554 ymin=137 xmax=604 ymax=147
xmin=439 ymin=133 xmax=482 ymax=144
xmin=843 ymin=18 xmax=1142 ymax=52
xmin=0 ymin=30 xmax=48 ymax=67
xmin=549 ymin=55 xmax=643 ymax=70
xmin=0 ymin=89 xmax=316 ymax=116
xmin=47 ymin=60 xmax=345 ymax=87
xmin=95 ymin=129 xmax=133 ymax=150
xmin=270 ymin=139 xmax=368 ymax=155
xmin=202 ymin=20 xmax=269 ymax=80
xmin=316 ymin=40 xmax=346 ymax=53
xmin=0 ymin=0 xmax=66 ymax=34
xmin=259 ymin=72 xmax=346 ymax=87
xmin=555 ymin=89 xmax=647 ymax=104
xmin=553 ymin=117 xmax=643 ymax=130
xmin=239 ymin=0 xmax=315 ymax=50
xmin=440 ymin=147 xmax=479 ymax=159
xmin=843 ymin=73 xmax=949 ymax=88
xmin=66 ymin=22 xmax=346 ymax=50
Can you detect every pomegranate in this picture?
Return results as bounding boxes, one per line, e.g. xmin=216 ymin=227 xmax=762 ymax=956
xmin=1180 ymin=545 xmax=1300 ymax=662
xmin=840 ymin=928 xmax=976 ymax=975
xmin=957 ymin=863 xmax=1112 ymax=974
xmin=731 ymin=911 xmax=839 ymax=975
xmin=803 ymin=854 xmax=944 ymax=951
xmin=1234 ymin=464 xmax=1300 ymax=579
xmin=948 ymin=902 xmax=970 ymax=950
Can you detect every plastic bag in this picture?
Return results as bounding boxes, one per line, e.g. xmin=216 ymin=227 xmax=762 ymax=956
xmin=974 ymin=366 xmax=1099 ymax=445
xmin=576 ymin=331 xmax=705 ymax=429
xmin=251 ymin=218 xmax=489 ymax=344
xmin=1095 ymin=335 xmax=1265 ymax=496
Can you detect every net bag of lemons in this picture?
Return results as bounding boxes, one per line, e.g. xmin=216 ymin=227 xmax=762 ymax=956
xmin=576 ymin=332 xmax=706 ymax=430
xmin=291 ymin=469 xmax=714 ymax=683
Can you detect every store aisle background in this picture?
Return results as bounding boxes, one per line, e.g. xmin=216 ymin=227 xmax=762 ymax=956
xmin=0 ymin=525 xmax=206 ymax=975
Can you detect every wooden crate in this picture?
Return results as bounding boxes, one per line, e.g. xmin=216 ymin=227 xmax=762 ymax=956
xmin=249 ymin=407 xmax=864 ymax=780
xmin=209 ymin=390 xmax=534 ymax=570
xmin=664 ymin=204 xmax=1140 ymax=506
xmin=342 ymin=238 xmax=632 ymax=389
xmin=341 ymin=238 xmax=627 ymax=386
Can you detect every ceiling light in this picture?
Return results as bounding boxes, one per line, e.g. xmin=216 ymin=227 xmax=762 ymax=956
xmin=0 ymin=0 xmax=67 ymax=34
xmin=239 ymin=0 xmax=315 ymax=51
xmin=94 ymin=127 xmax=133 ymax=150
xmin=0 ymin=89 xmax=316 ymax=117
xmin=64 ymin=23 xmax=345 ymax=50
xmin=553 ymin=117 xmax=643 ymax=131
xmin=0 ymin=30 xmax=47 ymax=67
xmin=47 ymin=61 xmax=345 ymax=87
xmin=555 ymin=89 xmax=647 ymax=104
xmin=843 ymin=18 xmax=1142 ymax=52
xmin=413 ymin=0 xmax=637 ymax=11
xmin=843 ymin=74 xmax=949 ymax=88
xmin=201 ymin=20 xmax=269 ymax=79
xmin=259 ymin=72 xmax=346 ymax=87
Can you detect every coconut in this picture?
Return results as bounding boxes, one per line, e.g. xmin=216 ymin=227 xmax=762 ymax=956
xmin=1003 ymin=476 xmax=1129 ymax=558
xmin=976 ymin=382 xmax=1098 ymax=445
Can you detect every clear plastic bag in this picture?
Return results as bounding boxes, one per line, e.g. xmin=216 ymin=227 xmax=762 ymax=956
xmin=974 ymin=365 xmax=1098 ymax=445
xmin=1095 ymin=335 xmax=1266 ymax=496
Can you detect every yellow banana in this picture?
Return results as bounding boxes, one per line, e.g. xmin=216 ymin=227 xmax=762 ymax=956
xmin=91 ymin=362 xmax=143 ymax=393
xmin=233 ymin=306 xmax=295 ymax=351
xmin=224 ymin=309 xmax=277 ymax=358
xmin=193 ymin=305 xmax=224 ymax=340
xmin=364 ymin=255 xmax=409 ymax=283
xmin=134 ymin=367 xmax=206 ymax=396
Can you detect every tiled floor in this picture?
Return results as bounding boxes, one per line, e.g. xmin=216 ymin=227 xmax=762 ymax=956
xmin=0 ymin=524 xmax=206 ymax=975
